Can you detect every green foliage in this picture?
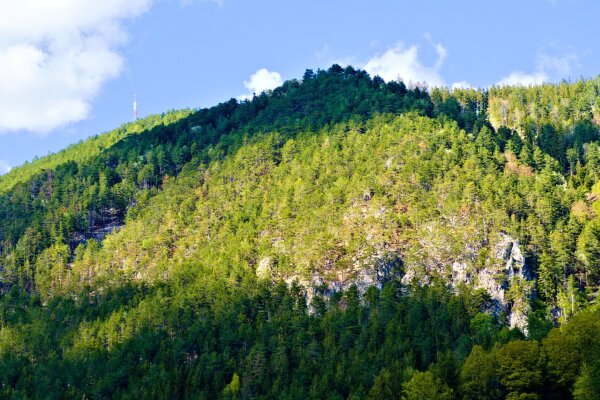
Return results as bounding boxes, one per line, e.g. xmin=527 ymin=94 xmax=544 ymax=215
xmin=1 ymin=66 xmax=600 ymax=397
xmin=0 ymin=278 xmax=497 ymax=398
xmin=495 ymin=340 xmax=543 ymax=399
xmin=366 ymin=368 xmax=398 ymax=400
xmin=573 ymin=364 xmax=600 ymax=400
xmin=222 ymin=373 xmax=240 ymax=399
xmin=460 ymin=345 xmax=501 ymax=400
xmin=0 ymin=110 xmax=194 ymax=193
xmin=402 ymin=370 xmax=453 ymax=400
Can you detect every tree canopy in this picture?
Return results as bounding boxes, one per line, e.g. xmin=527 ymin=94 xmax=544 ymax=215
xmin=1 ymin=66 xmax=600 ymax=398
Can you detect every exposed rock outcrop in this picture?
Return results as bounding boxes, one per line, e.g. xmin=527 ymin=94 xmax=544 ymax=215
xmin=487 ymin=233 xmax=532 ymax=332
xmin=402 ymin=232 xmax=532 ymax=332
xmin=256 ymin=257 xmax=273 ymax=280
xmin=260 ymin=229 xmax=534 ymax=333
xmin=278 ymin=252 xmax=403 ymax=309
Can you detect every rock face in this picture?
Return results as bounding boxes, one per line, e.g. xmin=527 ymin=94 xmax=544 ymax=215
xmin=485 ymin=233 xmax=532 ymax=332
xmin=261 ymin=231 xmax=534 ymax=334
xmin=403 ymin=233 xmax=533 ymax=334
xmin=278 ymin=252 xmax=403 ymax=310
xmin=256 ymin=257 xmax=273 ymax=279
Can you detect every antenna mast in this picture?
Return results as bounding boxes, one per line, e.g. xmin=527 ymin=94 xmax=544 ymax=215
xmin=133 ymin=94 xmax=138 ymax=121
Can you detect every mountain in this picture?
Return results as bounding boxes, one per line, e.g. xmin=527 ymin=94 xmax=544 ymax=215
xmin=0 ymin=65 xmax=599 ymax=399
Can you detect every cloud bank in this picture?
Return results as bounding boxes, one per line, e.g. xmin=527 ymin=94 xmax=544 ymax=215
xmin=496 ymin=52 xmax=579 ymax=86
xmin=239 ymin=68 xmax=283 ymax=100
xmin=363 ymin=42 xmax=447 ymax=87
xmin=0 ymin=0 xmax=153 ymax=133
xmin=0 ymin=160 xmax=11 ymax=175
xmin=496 ymin=71 xmax=548 ymax=87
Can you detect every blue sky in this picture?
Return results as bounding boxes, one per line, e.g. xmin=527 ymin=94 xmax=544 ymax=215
xmin=0 ymin=0 xmax=598 ymax=173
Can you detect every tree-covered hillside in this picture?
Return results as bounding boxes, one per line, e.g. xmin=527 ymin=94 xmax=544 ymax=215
xmin=1 ymin=66 xmax=600 ymax=399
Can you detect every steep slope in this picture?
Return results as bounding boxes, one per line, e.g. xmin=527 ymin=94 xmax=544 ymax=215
xmin=0 ymin=66 xmax=433 ymax=291
xmin=0 ymin=110 xmax=195 ymax=193
xmin=1 ymin=66 xmax=600 ymax=398
xmin=61 ymin=114 xmax=560 ymax=333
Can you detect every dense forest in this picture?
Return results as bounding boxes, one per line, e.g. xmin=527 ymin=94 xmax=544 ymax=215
xmin=1 ymin=65 xmax=600 ymax=399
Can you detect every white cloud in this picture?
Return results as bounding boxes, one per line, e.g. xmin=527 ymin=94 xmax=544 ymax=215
xmin=451 ymin=81 xmax=473 ymax=90
xmin=495 ymin=51 xmax=579 ymax=87
xmin=0 ymin=160 xmax=12 ymax=175
xmin=0 ymin=0 xmax=153 ymax=134
xmin=496 ymin=71 xmax=549 ymax=87
xmin=433 ymin=43 xmax=448 ymax=70
xmin=239 ymin=68 xmax=283 ymax=100
xmin=363 ymin=42 xmax=446 ymax=87
xmin=537 ymin=53 xmax=578 ymax=77
xmin=181 ymin=0 xmax=224 ymax=7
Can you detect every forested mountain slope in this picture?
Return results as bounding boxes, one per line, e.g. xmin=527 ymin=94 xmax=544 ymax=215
xmin=0 ymin=66 xmax=600 ymax=399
